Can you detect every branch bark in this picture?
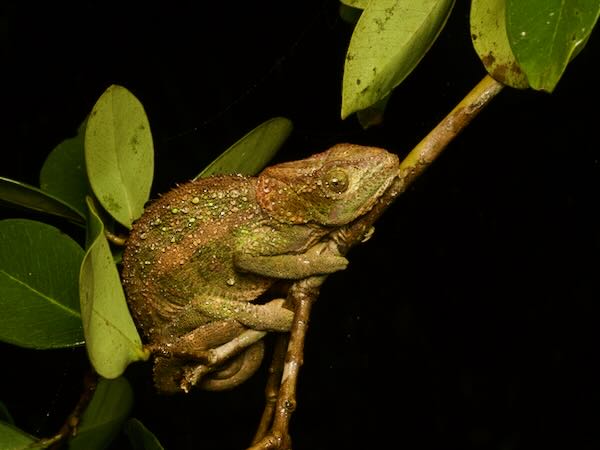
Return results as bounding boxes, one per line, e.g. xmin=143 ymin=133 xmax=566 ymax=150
xmin=249 ymin=75 xmax=504 ymax=449
xmin=37 ymin=369 xmax=99 ymax=450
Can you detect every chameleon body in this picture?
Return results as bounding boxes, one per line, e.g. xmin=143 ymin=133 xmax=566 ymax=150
xmin=121 ymin=143 xmax=399 ymax=393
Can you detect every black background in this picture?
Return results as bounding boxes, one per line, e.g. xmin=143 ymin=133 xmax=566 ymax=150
xmin=1 ymin=1 xmax=599 ymax=449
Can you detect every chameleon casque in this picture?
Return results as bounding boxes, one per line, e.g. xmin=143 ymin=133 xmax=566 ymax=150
xmin=121 ymin=143 xmax=399 ymax=393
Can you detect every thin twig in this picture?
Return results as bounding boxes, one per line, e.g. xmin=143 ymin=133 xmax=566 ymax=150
xmin=252 ymin=334 xmax=289 ymax=444
xmin=249 ymin=277 xmax=324 ymax=450
xmin=36 ymin=370 xmax=99 ymax=449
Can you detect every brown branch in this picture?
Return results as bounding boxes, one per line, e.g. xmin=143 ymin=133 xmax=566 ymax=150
xmin=35 ymin=369 xmax=99 ymax=449
xmin=252 ymin=334 xmax=289 ymax=444
xmin=249 ymin=277 xmax=324 ymax=450
xmin=248 ymin=74 xmax=504 ymax=449
xmin=398 ymin=74 xmax=504 ymax=188
xmin=341 ymin=75 xmax=504 ymax=253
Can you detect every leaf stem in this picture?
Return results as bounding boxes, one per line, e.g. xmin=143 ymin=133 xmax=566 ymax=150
xmin=104 ymin=229 xmax=128 ymax=246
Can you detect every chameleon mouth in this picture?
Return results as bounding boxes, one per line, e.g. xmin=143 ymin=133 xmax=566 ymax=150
xmin=326 ymin=166 xmax=400 ymax=250
xmin=354 ymin=166 xmax=400 ymax=217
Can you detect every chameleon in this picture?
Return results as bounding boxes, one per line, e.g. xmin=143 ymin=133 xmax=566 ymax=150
xmin=121 ymin=143 xmax=399 ymax=393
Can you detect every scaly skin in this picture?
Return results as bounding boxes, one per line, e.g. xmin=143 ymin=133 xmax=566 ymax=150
xmin=121 ymin=143 xmax=399 ymax=393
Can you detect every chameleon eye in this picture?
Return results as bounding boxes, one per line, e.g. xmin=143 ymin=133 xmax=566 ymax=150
xmin=323 ymin=168 xmax=349 ymax=193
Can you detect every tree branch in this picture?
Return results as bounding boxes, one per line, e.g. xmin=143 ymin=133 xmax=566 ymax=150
xmin=248 ymin=74 xmax=504 ymax=449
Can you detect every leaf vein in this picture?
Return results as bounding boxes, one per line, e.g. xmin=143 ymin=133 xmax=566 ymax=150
xmin=0 ymin=269 xmax=80 ymax=319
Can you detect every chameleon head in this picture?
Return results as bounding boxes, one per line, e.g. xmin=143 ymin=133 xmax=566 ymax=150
xmin=257 ymin=143 xmax=400 ymax=226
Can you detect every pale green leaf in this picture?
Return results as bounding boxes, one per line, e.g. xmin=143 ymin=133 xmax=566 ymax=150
xmin=40 ymin=120 xmax=89 ymax=217
xmin=0 ymin=219 xmax=84 ymax=349
xmin=342 ymin=0 xmax=455 ymax=119
xmin=195 ymin=117 xmax=293 ymax=179
xmin=85 ymin=85 xmax=154 ymax=229
xmin=0 ymin=421 xmax=38 ymax=450
xmin=125 ymin=418 xmax=165 ymax=450
xmin=506 ymin=0 xmax=600 ymax=92
xmin=470 ymin=0 xmax=528 ymax=88
xmin=69 ymin=377 xmax=133 ymax=450
xmin=79 ymin=197 xmax=148 ymax=378
xmin=0 ymin=177 xmax=85 ymax=225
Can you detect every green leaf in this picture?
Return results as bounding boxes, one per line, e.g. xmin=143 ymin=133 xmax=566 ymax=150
xmin=0 ymin=177 xmax=85 ymax=225
xmin=506 ymin=0 xmax=600 ymax=92
xmin=195 ymin=117 xmax=293 ymax=179
xmin=124 ymin=419 xmax=164 ymax=450
xmin=470 ymin=0 xmax=529 ymax=89
xmin=40 ymin=120 xmax=89 ymax=217
xmin=0 ymin=421 xmax=37 ymax=449
xmin=85 ymin=85 xmax=154 ymax=229
xmin=69 ymin=377 xmax=133 ymax=450
xmin=342 ymin=0 xmax=455 ymax=119
xmin=79 ymin=197 xmax=148 ymax=378
xmin=0 ymin=219 xmax=84 ymax=349
xmin=0 ymin=402 xmax=13 ymax=425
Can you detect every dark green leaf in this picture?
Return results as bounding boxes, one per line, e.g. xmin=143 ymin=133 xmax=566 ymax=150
xmin=342 ymin=0 xmax=455 ymax=119
xmin=195 ymin=117 xmax=293 ymax=179
xmin=507 ymin=0 xmax=600 ymax=91
xmin=40 ymin=120 xmax=89 ymax=217
xmin=124 ymin=419 xmax=164 ymax=450
xmin=470 ymin=0 xmax=528 ymax=88
xmin=0 ymin=219 xmax=84 ymax=349
xmin=79 ymin=197 xmax=148 ymax=378
xmin=340 ymin=0 xmax=368 ymax=8
xmin=85 ymin=85 xmax=154 ymax=229
xmin=0 ymin=421 xmax=37 ymax=449
xmin=0 ymin=177 xmax=85 ymax=225
xmin=69 ymin=377 xmax=133 ymax=450
xmin=339 ymin=4 xmax=363 ymax=25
